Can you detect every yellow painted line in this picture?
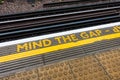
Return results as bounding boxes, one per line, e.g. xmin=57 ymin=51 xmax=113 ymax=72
xmin=0 ymin=32 xmax=120 ymax=63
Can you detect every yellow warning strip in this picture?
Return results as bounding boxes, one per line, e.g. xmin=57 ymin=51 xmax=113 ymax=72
xmin=0 ymin=32 xmax=120 ymax=63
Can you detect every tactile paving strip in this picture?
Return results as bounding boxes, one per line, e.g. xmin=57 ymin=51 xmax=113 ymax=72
xmin=38 ymin=62 xmax=74 ymax=80
xmin=68 ymin=55 xmax=110 ymax=80
xmin=1 ymin=47 xmax=120 ymax=80
xmin=95 ymin=49 xmax=120 ymax=80
xmin=0 ymin=69 xmax=39 ymax=80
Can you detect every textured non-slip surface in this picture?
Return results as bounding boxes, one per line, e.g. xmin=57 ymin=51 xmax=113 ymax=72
xmin=0 ymin=47 xmax=120 ymax=80
xmin=0 ymin=38 xmax=120 ymax=76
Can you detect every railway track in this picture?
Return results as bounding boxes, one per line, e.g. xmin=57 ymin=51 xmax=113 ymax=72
xmin=1 ymin=15 xmax=120 ymax=42
xmin=0 ymin=0 xmax=120 ymax=21
xmin=1 ymin=6 xmax=120 ymax=32
xmin=43 ymin=0 xmax=105 ymax=7
xmin=1 ymin=19 xmax=120 ymax=42
xmin=0 ymin=1 xmax=120 ymax=79
xmin=0 ymin=1 xmax=120 ymax=42
xmin=0 ymin=0 xmax=111 ymax=16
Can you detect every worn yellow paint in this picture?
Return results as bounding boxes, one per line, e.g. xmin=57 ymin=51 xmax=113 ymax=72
xmin=0 ymin=32 xmax=120 ymax=63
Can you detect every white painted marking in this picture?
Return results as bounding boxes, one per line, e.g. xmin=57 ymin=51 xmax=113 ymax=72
xmin=0 ymin=22 xmax=120 ymax=47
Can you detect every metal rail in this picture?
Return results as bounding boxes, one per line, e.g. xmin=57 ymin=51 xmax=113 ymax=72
xmin=1 ymin=14 xmax=120 ymax=42
xmin=1 ymin=6 xmax=119 ymax=24
xmin=43 ymin=0 xmax=102 ymax=7
xmin=0 ymin=0 xmax=120 ymax=21
xmin=1 ymin=6 xmax=120 ymax=32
